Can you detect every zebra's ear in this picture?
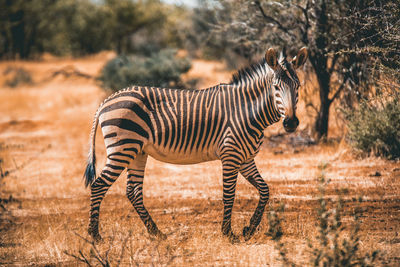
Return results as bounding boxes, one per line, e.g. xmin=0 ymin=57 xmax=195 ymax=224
xmin=265 ymin=48 xmax=278 ymax=70
xmin=292 ymin=47 xmax=308 ymax=69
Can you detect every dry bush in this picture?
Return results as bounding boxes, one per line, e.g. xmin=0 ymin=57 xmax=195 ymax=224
xmin=64 ymin=230 xmax=185 ymax=266
xmin=2 ymin=67 xmax=33 ymax=88
xmin=343 ymin=93 xmax=400 ymax=160
xmin=99 ymin=49 xmax=192 ymax=91
xmin=266 ymin=165 xmax=379 ymax=266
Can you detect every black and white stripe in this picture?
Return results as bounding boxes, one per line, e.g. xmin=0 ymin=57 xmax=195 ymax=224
xmin=84 ymin=47 xmax=308 ymax=242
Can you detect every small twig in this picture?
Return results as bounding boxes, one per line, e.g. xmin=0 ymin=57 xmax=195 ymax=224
xmin=104 ymin=233 xmax=115 ymax=264
xmin=73 ymin=231 xmax=94 ymax=245
xmin=67 ymin=231 xmax=111 ymax=266
xmin=116 ymin=231 xmax=132 ymax=267
xmin=12 ymin=158 xmax=18 ymax=170
xmin=64 ymin=250 xmax=94 ymax=267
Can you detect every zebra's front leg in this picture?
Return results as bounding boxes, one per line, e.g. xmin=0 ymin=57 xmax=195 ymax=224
xmin=126 ymin=153 xmax=166 ymax=239
xmin=240 ymin=159 xmax=270 ymax=241
xmin=221 ymin=158 xmax=240 ymax=243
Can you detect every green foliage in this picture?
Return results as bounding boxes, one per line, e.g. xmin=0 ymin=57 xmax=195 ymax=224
xmin=266 ymin=166 xmax=379 ymax=266
xmin=99 ymin=49 xmax=191 ymax=91
xmin=0 ymin=0 xmax=111 ymax=58
xmin=0 ymin=0 xmax=182 ymax=59
xmin=182 ymin=1 xmax=249 ymax=68
xmin=104 ymin=0 xmax=167 ymax=54
xmin=344 ymin=93 xmax=400 ymax=160
xmin=61 ymin=1 xmax=114 ymax=56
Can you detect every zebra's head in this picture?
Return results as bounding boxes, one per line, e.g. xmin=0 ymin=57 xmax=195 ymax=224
xmin=265 ymin=47 xmax=308 ymax=133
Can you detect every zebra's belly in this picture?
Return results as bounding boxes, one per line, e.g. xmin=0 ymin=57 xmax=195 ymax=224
xmin=143 ymin=144 xmax=219 ymax=165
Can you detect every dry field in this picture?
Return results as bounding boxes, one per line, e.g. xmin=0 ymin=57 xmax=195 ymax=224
xmin=0 ymin=53 xmax=399 ymax=266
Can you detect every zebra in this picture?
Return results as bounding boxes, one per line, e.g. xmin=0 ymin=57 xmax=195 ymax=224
xmin=84 ymin=47 xmax=308 ymax=243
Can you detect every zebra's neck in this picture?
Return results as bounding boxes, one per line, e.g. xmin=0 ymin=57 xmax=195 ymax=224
xmin=219 ymin=79 xmax=281 ymax=137
xmin=225 ymin=60 xmax=282 ymax=132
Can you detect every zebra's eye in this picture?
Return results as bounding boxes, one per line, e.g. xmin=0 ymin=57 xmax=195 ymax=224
xmin=274 ymin=85 xmax=280 ymax=91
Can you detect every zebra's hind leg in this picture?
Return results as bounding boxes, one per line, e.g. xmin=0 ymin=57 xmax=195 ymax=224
xmin=88 ymin=158 xmax=129 ymax=241
xmin=240 ymin=159 xmax=270 ymax=241
xmin=126 ymin=153 xmax=166 ymax=239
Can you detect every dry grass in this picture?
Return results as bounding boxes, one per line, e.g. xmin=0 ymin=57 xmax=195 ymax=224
xmin=0 ymin=54 xmax=399 ymax=266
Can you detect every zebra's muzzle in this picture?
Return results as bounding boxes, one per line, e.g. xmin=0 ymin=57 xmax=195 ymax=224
xmin=283 ymin=116 xmax=299 ymax=133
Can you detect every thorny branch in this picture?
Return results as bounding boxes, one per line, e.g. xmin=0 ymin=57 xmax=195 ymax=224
xmin=254 ymin=0 xmax=297 ymax=40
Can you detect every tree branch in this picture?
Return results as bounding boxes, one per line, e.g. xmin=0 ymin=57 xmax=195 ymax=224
xmin=293 ymin=0 xmax=312 ymax=45
xmin=329 ymin=76 xmax=350 ymax=104
xmin=328 ymin=53 xmax=339 ymax=74
xmin=254 ymin=0 xmax=297 ymax=40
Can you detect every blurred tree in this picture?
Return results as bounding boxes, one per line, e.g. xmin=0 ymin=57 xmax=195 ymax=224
xmin=60 ymin=0 xmax=114 ymax=56
xmin=105 ymin=0 xmax=166 ymax=54
xmin=0 ymin=0 xmax=113 ymax=58
xmin=181 ymin=1 xmax=245 ymax=67
xmin=0 ymin=0 xmax=177 ymax=58
xmin=128 ymin=4 xmax=191 ymax=56
xmin=206 ymin=0 xmax=399 ymax=139
xmin=183 ymin=0 xmax=224 ymax=58
xmin=0 ymin=0 xmax=58 ymax=58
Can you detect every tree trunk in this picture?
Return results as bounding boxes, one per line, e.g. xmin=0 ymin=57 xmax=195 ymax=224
xmin=313 ymin=0 xmax=332 ymax=140
xmin=315 ymin=78 xmax=331 ymax=139
xmin=309 ymin=50 xmax=332 ymax=140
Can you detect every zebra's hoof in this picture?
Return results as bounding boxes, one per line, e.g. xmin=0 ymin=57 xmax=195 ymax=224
xmin=88 ymin=225 xmax=102 ymax=242
xmin=89 ymin=231 xmax=103 ymax=242
xmin=157 ymin=232 xmax=167 ymax=240
xmin=243 ymin=226 xmax=254 ymax=241
xmin=229 ymin=233 xmax=240 ymax=244
xmin=149 ymin=228 xmax=167 ymax=240
xmin=223 ymin=232 xmax=240 ymax=244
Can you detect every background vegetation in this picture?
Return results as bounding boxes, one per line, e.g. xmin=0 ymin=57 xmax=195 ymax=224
xmin=344 ymin=94 xmax=400 ymax=159
xmin=0 ymin=0 xmax=182 ymax=58
xmin=100 ymin=49 xmax=191 ymax=90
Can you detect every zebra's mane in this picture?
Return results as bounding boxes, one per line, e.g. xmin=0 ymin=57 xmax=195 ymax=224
xmin=229 ymin=57 xmax=270 ymax=85
xmin=229 ymin=53 xmax=295 ymax=86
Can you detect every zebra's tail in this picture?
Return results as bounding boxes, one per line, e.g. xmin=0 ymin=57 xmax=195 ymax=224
xmin=84 ymin=109 xmax=100 ymax=188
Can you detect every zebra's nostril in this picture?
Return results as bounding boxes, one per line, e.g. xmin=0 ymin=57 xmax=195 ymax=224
xmin=283 ymin=116 xmax=299 ymax=132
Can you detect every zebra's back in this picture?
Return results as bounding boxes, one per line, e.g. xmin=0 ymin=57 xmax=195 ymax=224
xmin=97 ymin=86 xmax=228 ymax=165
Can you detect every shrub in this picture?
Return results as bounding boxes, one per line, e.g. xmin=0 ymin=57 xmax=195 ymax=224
xmin=266 ymin=165 xmax=379 ymax=266
xmin=3 ymin=67 xmax=33 ymax=88
xmin=344 ymin=93 xmax=400 ymax=159
xmin=265 ymin=203 xmax=294 ymax=266
xmin=99 ymin=49 xmax=191 ymax=91
xmin=64 ymin=231 xmax=179 ymax=266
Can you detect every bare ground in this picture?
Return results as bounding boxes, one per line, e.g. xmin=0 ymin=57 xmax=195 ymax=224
xmin=0 ymin=54 xmax=399 ymax=266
